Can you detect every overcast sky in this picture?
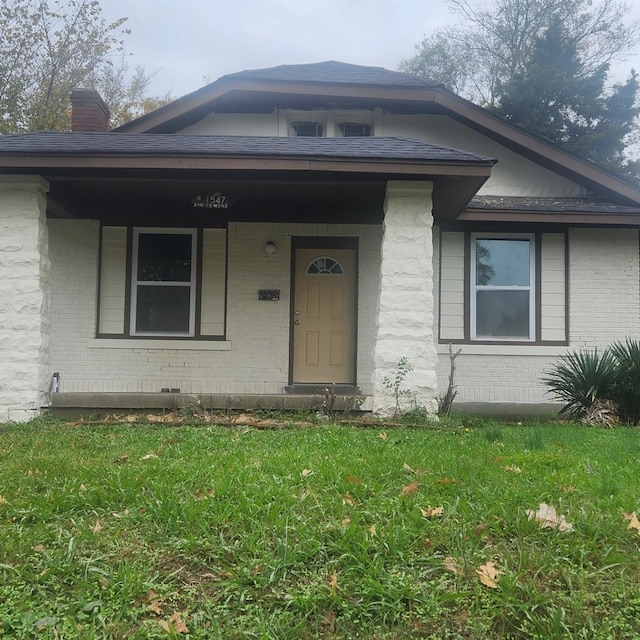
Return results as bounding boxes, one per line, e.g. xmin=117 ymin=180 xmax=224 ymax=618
xmin=101 ymin=0 xmax=640 ymax=99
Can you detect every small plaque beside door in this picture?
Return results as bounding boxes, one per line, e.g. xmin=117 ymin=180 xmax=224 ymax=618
xmin=258 ymin=289 xmax=280 ymax=301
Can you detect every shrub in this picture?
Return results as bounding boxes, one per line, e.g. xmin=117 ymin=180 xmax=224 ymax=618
xmin=610 ymin=338 xmax=640 ymax=425
xmin=544 ymin=339 xmax=640 ymax=425
xmin=543 ymin=349 xmax=618 ymax=420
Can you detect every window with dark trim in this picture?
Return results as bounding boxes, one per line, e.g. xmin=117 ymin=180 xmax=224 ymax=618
xmin=438 ymin=229 xmax=567 ymax=345
xmin=291 ymin=122 xmax=324 ymax=137
xmin=338 ymin=122 xmax=372 ymax=137
xmin=97 ymin=226 xmax=226 ymax=339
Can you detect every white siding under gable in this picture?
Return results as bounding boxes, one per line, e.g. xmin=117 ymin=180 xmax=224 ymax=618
xmin=200 ymin=228 xmax=226 ymax=336
xmin=540 ymin=233 xmax=566 ymax=342
xmin=439 ymin=231 xmax=465 ymax=341
xmin=98 ymin=226 xmax=127 ymax=334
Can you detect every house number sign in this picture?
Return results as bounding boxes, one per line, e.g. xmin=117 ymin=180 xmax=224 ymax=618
xmin=192 ymin=192 xmax=229 ymax=209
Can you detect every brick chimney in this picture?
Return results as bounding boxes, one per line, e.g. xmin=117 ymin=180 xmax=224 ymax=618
xmin=70 ymin=89 xmax=110 ymax=132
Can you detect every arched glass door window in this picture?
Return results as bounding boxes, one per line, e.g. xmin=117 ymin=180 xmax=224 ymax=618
xmin=306 ymin=256 xmax=344 ymax=275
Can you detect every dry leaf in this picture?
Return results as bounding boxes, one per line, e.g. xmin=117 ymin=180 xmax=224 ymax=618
xmin=321 ymin=610 xmax=337 ymax=633
xmin=0 ymin=496 xmax=8 ymax=505
xmin=420 ymin=506 xmax=444 ymax=518
xmin=623 ymin=511 xmax=640 ymax=535
xmin=424 ymin=538 xmax=433 ymax=549
xmin=140 ymin=454 xmax=159 ymax=460
xmin=444 ymin=556 xmax=465 ymax=576
xmin=159 ymin=611 xmax=189 ymax=634
xmin=342 ymin=494 xmax=359 ymax=506
xmin=328 ymin=571 xmax=340 ymax=595
xmin=115 ymin=455 xmax=129 ymax=464
xmin=403 ymin=463 xmax=416 ymax=473
xmin=147 ymin=599 xmax=163 ymax=615
xmin=194 ymin=489 xmax=216 ymax=500
xmin=401 ymin=480 xmax=419 ymax=497
xmin=91 ymin=519 xmax=103 ymax=534
xmin=526 ymin=503 xmax=574 ymax=532
xmin=301 ymin=468 xmax=312 ymax=477
xmin=369 ymin=524 xmax=377 ymax=536
xmin=33 ymin=544 xmax=46 ymax=552
xmin=79 ymin=484 xmax=87 ymax=492
xmin=378 ymin=431 xmax=388 ymax=441
xmin=346 ymin=473 xmax=363 ymax=485
xmin=436 ymin=476 xmax=460 ymax=485
xmin=476 ymin=560 xmax=504 ymax=589
xmin=341 ymin=517 xmax=351 ymax=526
xmin=111 ymin=509 xmax=130 ymax=518
xmin=504 ymin=465 xmax=522 ymax=473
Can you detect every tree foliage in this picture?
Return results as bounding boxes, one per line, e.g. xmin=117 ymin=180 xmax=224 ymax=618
xmin=0 ymin=0 xmax=164 ymax=132
xmin=400 ymin=0 xmax=640 ymax=176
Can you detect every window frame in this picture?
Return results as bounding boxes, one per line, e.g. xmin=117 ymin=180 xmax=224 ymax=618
xmin=130 ymin=227 xmax=198 ymax=337
xmin=470 ymin=233 xmax=536 ymax=342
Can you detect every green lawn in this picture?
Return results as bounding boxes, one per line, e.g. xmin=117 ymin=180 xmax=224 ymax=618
xmin=1 ymin=415 xmax=640 ymax=639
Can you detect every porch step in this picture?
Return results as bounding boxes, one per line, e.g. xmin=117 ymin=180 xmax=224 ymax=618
xmin=47 ymin=392 xmax=370 ymax=416
xmin=284 ymin=384 xmax=362 ymax=395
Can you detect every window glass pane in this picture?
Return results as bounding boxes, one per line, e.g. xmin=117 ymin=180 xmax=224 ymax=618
xmin=135 ymin=285 xmax=191 ymax=333
xmin=340 ymin=123 xmax=372 ymax=137
xmin=476 ymin=239 xmax=530 ymax=286
xmin=292 ymin=122 xmax=324 ymax=137
xmin=137 ymin=233 xmax=192 ymax=282
xmin=476 ymin=290 xmax=530 ymax=338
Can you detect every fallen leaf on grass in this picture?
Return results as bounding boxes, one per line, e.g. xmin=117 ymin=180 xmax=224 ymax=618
xmin=403 ymin=463 xmax=416 ymax=473
xmin=111 ymin=509 xmax=130 ymax=518
xmin=444 ymin=556 xmax=466 ymax=576
xmin=342 ymin=494 xmax=359 ymax=506
xmin=476 ymin=561 xmax=504 ymax=589
xmin=147 ymin=599 xmax=163 ymax=615
xmin=301 ymin=468 xmax=313 ymax=478
xmin=91 ymin=519 xmax=103 ymax=534
xmin=369 ymin=524 xmax=377 ymax=536
xmin=328 ymin=572 xmax=340 ymax=595
xmin=378 ymin=432 xmax=388 ymax=441
xmin=321 ymin=610 xmax=336 ymax=633
xmin=346 ymin=473 xmax=362 ymax=485
xmin=420 ymin=506 xmax=443 ymax=518
xmin=140 ymin=454 xmax=159 ymax=460
xmin=623 ymin=511 xmax=640 ymax=535
xmin=115 ymin=455 xmax=129 ymax=464
xmin=504 ymin=465 xmax=522 ymax=473
xmin=0 ymin=496 xmax=8 ymax=505
xmin=436 ymin=477 xmax=460 ymax=485
xmin=193 ymin=489 xmax=216 ymax=500
xmin=159 ymin=611 xmax=189 ymax=634
xmin=401 ymin=481 xmax=419 ymax=497
xmin=341 ymin=518 xmax=351 ymax=526
xmin=33 ymin=544 xmax=46 ymax=552
xmin=526 ymin=503 xmax=574 ymax=532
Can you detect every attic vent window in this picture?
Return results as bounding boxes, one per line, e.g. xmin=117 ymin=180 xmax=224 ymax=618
xmin=292 ymin=122 xmax=324 ymax=137
xmin=339 ymin=122 xmax=372 ymax=137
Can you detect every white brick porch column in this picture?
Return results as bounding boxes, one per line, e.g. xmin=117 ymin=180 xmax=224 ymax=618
xmin=0 ymin=176 xmax=50 ymax=422
xmin=372 ymin=181 xmax=438 ymax=415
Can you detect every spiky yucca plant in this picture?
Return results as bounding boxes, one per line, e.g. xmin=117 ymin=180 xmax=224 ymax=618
xmin=610 ymin=338 xmax=640 ymax=425
xmin=543 ymin=349 xmax=618 ymax=420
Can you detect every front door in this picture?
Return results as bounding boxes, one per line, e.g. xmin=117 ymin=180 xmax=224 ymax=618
xmin=292 ymin=246 xmax=356 ymax=384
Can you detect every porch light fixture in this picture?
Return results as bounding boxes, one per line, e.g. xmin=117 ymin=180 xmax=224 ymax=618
xmin=265 ymin=241 xmax=276 ymax=255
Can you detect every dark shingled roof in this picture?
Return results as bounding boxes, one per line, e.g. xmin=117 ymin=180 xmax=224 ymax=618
xmin=468 ymin=196 xmax=640 ymax=214
xmin=0 ymin=132 xmax=495 ymax=164
xmin=220 ymin=61 xmax=442 ymax=88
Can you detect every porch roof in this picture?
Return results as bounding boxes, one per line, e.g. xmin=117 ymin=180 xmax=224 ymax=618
xmin=0 ymin=132 xmax=496 ymax=220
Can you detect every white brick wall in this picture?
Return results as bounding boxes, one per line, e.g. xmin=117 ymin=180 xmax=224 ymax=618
xmin=48 ymin=220 xmax=381 ymax=396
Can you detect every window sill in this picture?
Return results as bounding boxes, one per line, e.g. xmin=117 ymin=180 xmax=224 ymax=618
xmin=88 ymin=339 xmax=232 ymax=351
xmin=437 ymin=343 xmax=568 ymax=357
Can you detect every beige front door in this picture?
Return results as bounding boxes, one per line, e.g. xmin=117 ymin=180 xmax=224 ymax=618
xmin=292 ymin=247 xmax=356 ymax=384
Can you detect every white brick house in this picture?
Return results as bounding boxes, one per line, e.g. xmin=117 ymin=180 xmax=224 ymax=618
xmin=1 ymin=61 xmax=640 ymax=421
